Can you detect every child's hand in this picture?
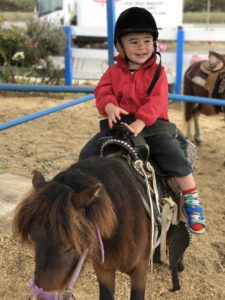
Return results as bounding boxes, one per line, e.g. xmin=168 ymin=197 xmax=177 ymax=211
xmin=105 ymin=103 xmax=129 ymax=128
xmin=121 ymin=119 xmax=145 ymax=136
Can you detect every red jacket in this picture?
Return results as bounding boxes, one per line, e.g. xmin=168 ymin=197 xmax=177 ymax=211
xmin=94 ymin=55 xmax=169 ymax=126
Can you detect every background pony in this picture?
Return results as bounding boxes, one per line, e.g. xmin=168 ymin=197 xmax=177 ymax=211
xmin=183 ymin=51 xmax=225 ymax=144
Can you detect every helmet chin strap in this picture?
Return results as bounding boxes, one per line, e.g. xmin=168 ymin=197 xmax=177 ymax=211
xmin=116 ymin=42 xmax=125 ymax=59
xmin=146 ymin=51 xmax=162 ymax=95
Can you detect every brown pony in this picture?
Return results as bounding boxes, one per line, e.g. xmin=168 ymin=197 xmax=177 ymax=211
xmin=183 ymin=51 xmax=225 ymax=145
xmin=12 ymin=157 xmax=189 ymax=300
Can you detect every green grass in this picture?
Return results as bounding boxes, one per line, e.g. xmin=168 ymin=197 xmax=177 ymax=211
xmin=0 ymin=0 xmax=35 ymax=12
xmin=1 ymin=11 xmax=225 ymax=24
xmin=0 ymin=11 xmax=33 ymax=22
xmin=183 ymin=12 xmax=225 ymax=23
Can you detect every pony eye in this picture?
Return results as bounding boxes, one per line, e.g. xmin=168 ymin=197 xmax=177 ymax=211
xmin=64 ymin=247 xmax=73 ymax=253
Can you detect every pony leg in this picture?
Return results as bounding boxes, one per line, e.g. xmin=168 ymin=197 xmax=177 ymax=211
xmin=96 ymin=268 xmax=115 ymax=300
xmin=177 ymin=259 xmax=185 ymax=272
xmin=129 ymin=263 xmax=148 ymax=300
xmin=169 ymin=222 xmax=190 ymax=292
xmin=193 ymin=110 xmax=202 ymax=145
xmin=170 ymin=265 xmax=180 ymax=292
xmin=186 ymin=120 xmax=192 ymax=140
xmin=170 ymin=255 xmax=185 ymax=292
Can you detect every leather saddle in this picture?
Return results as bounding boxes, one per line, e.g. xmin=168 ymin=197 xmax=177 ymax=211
xmin=98 ymin=116 xmax=177 ymax=171
xmin=98 ymin=118 xmax=196 ymax=176
xmin=200 ymin=51 xmax=225 ymax=74
xmin=187 ymin=51 xmax=225 ymax=98
xmin=97 ymin=120 xmax=197 ymax=221
xmin=99 ymin=122 xmax=150 ymax=163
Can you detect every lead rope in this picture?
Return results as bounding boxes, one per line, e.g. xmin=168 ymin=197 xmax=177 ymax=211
xmin=29 ymin=250 xmax=89 ymax=300
xmin=95 ymin=223 xmax=105 ymax=264
xmin=62 ymin=248 xmax=89 ymax=297
xmin=62 ymin=224 xmax=104 ymax=298
xmin=133 ymin=159 xmax=160 ymax=273
xmin=29 ymin=225 xmax=104 ymax=300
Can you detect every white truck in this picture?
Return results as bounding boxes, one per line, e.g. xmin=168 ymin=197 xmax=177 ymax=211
xmin=34 ymin=0 xmax=184 ymax=43
xmin=34 ymin=0 xmax=77 ymax=27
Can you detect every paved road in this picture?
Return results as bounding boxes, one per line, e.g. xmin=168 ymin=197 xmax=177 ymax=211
xmin=0 ymin=173 xmax=32 ymax=233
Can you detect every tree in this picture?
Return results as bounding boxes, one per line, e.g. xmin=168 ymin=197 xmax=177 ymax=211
xmin=184 ymin=0 xmax=225 ymax=12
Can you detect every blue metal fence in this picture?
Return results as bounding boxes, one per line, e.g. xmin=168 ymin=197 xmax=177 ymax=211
xmin=1 ymin=90 xmax=224 ymax=131
xmin=64 ymin=26 xmax=73 ymax=85
xmin=1 ymin=0 xmax=225 ymax=132
xmin=174 ymin=26 xmax=185 ymax=94
xmin=106 ymin=0 xmax=116 ymax=66
xmin=0 ymin=94 xmax=94 ymax=131
xmin=0 ymin=84 xmax=94 ymax=93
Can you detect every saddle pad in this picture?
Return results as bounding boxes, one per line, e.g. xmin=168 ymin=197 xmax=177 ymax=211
xmin=186 ymin=62 xmax=208 ymax=88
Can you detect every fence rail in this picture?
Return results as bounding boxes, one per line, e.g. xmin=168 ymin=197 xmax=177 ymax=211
xmin=0 ymin=94 xmax=94 ymax=131
xmin=1 ymin=87 xmax=224 ymax=131
xmin=0 ymin=84 xmax=94 ymax=93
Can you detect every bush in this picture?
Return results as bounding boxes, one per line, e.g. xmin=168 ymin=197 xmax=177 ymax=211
xmin=0 ymin=0 xmax=35 ymax=12
xmin=0 ymin=26 xmax=26 ymax=65
xmin=0 ymin=20 xmax=66 ymax=66
xmin=23 ymin=20 xmax=66 ymax=67
xmin=0 ymin=20 xmax=66 ymax=83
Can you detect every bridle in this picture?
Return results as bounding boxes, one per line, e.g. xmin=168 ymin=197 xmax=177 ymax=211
xmin=29 ymin=224 xmax=104 ymax=300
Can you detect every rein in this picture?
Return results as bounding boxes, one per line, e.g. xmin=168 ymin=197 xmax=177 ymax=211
xmin=29 ymin=225 xmax=104 ymax=300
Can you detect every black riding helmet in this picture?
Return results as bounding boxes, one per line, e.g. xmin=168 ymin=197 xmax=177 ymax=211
xmin=114 ymin=7 xmax=159 ymax=46
xmin=114 ymin=7 xmax=161 ymax=96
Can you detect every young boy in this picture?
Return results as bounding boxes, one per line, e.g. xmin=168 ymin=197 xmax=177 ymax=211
xmin=79 ymin=7 xmax=206 ymax=234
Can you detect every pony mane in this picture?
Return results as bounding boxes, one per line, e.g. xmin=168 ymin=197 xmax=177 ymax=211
xmin=12 ymin=163 xmax=118 ymax=254
xmin=13 ymin=180 xmax=76 ymax=243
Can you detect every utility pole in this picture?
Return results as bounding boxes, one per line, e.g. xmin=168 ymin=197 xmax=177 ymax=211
xmin=206 ymin=0 xmax=211 ymax=30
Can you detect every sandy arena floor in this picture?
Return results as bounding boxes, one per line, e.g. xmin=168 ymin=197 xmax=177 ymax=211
xmin=0 ymin=94 xmax=225 ymax=300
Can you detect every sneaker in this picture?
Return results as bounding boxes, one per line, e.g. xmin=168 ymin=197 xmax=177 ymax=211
xmin=183 ymin=196 xmax=206 ymax=234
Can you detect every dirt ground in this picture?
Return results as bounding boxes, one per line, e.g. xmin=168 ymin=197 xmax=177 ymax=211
xmin=0 ymin=94 xmax=225 ymax=300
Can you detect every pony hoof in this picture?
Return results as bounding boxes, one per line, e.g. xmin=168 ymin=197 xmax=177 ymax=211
xmin=170 ymin=285 xmax=180 ymax=292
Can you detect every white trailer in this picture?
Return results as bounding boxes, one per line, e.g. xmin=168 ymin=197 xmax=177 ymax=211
xmin=34 ymin=0 xmax=184 ymax=42
xmin=34 ymin=0 xmax=77 ymax=27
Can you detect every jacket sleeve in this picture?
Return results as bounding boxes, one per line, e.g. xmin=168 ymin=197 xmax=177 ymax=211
xmin=135 ymin=68 xmax=169 ymax=126
xmin=94 ymin=68 xmax=119 ymax=116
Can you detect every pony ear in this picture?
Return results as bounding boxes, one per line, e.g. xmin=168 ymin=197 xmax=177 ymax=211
xmin=72 ymin=183 xmax=102 ymax=209
xmin=32 ymin=170 xmax=46 ymax=190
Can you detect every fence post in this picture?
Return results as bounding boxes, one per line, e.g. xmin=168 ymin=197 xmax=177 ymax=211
xmin=174 ymin=26 xmax=184 ymax=94
xmin=64 ymin=26 xmax=73 ymax=85
xmin=106 ymin=0 xmax=116 ymax=66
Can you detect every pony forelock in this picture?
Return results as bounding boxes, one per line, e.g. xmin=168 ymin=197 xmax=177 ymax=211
xmin=12 ymin=174 xmax=117 ymax=255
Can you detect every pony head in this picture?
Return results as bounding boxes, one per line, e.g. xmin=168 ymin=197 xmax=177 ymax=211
xmin=12 ymin=169 xmax=117 ymax=292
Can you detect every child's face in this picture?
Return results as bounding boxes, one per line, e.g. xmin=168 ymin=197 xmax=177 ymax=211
xmin=120 ymin=32 xmax=154 ymax=69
